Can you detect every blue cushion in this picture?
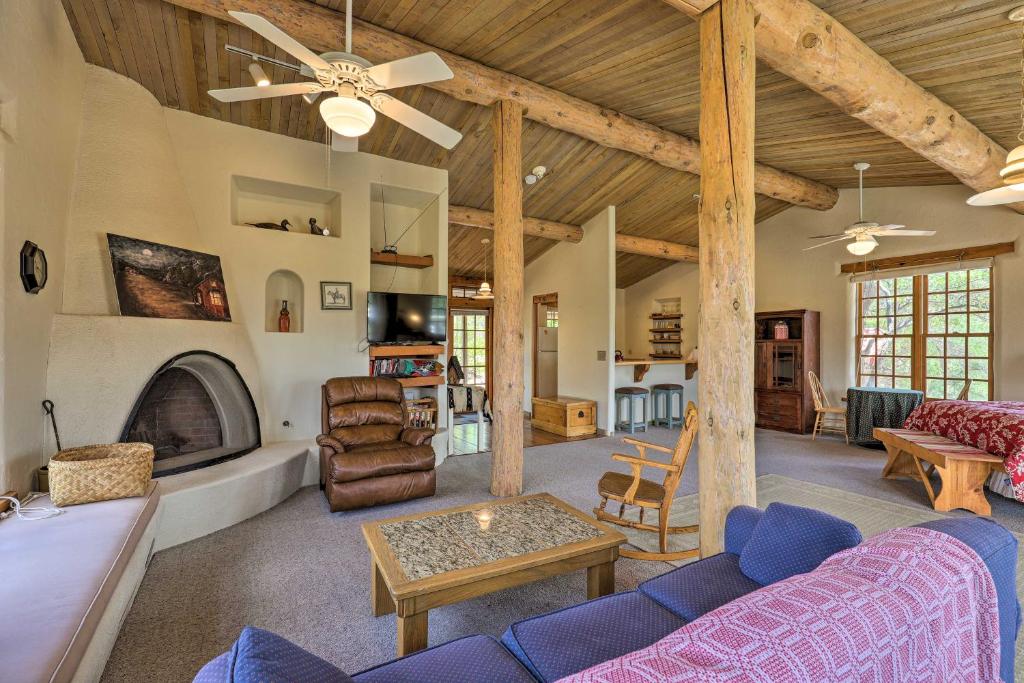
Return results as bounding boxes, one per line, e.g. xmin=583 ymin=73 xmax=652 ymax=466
xmin=724 ymin=505 xmax=764 ymax=555
xmin=193 ymin=652 xmax=231 ymax=683
xmin=738 ymin=502 xmax=862 ymax=586
xmin=501 ymin=591 xmax=685 ymax=682
xmin=915 ymin=518 xmax=1019 ymax=683
xmin=192 ymin=627 xmax=353 ymax=683
xmin=639 ymin=552 xmax=763 ymax=621
xmin=352 ymin=634 xmax=534 ymax=683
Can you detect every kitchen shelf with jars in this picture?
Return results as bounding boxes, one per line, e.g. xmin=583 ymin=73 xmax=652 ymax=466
xmin=649 ymin=297 xmax=683 ymax=359
xmin=265 ymin=269 xmax=304 ymax=333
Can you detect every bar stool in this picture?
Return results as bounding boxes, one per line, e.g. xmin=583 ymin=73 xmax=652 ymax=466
xmin=615 ymin=387 xmax=649 ymax=434
xmin=651 ymin=383 xmax=685 ymax=428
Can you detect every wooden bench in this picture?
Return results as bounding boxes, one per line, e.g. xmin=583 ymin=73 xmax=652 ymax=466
xmin=875 ymin=427 xmax=1004 ymax=516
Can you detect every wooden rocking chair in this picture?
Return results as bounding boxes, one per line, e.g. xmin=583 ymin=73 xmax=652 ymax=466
xmin=594 ymin=401 xmax=699 ymax=561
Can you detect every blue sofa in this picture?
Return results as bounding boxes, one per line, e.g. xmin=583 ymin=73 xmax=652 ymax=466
xmin=194 ymin=503 xmax=1020 ymax=683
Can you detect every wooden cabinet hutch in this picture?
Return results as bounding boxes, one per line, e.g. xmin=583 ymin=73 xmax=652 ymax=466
xmin=754 ymin=310 xmax=820 ymax=434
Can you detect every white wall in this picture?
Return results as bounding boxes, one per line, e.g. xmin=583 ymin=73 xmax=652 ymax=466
xmin=756 ymin=184 xmax=1024 ymax=401
xmin=47 ymin=64 xmax=448 ymax=457
xmin=0 ymin=0 xmax=85 ymax=493
xmin=622 ymin=261 xmax=699 ymax=359
xmin=523 ymin=207 xmax=616 ymax=432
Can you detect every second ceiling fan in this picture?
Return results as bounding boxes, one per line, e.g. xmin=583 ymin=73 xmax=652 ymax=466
xmin=207 ymin=3 xmax=463 ymax=152
xmin=805 ymin=162 xmax=935 ymax=256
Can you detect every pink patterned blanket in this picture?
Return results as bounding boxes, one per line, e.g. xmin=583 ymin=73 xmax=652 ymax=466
xmin=904 ymin=400 xmax=1024 ymax=502
xmin=558 ymin=527 xmax=1000 ymax=683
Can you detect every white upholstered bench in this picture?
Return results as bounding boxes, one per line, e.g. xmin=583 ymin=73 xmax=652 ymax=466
xmin=0 ymin=482 xmax=160 ymax=683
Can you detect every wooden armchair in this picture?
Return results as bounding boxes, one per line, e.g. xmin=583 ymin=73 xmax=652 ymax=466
xmin=594 ymin=401 xmax=699 ymax=561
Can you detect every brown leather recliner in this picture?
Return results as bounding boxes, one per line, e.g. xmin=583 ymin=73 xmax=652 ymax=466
xmin=316 ymin=377 xmax=436 ymax=512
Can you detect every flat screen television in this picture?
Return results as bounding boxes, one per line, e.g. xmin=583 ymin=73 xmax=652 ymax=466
xmin=367 ymin=292 xmax=447 ymax=344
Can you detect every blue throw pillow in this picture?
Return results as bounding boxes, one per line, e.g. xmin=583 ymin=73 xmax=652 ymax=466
xmin=738 ymin=502 xmax=862 ymax=586
xmin=227 ymin=627 xmax=353 ymax=683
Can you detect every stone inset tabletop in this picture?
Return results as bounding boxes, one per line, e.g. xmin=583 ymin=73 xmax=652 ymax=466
xmin=378 ymin=498 xmax=604 ymax=580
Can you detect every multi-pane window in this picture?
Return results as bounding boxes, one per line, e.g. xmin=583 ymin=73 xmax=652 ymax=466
xmin=923 ymin=268 xmax=992 ymax=400
xmin=451 ymin=311 xmax=488 ymax=386
xmin=545 ymin=310 xmax=559 ymax=328
xmin=857 ymin=276 xmax=914 ymax=389
xmin=855 ymin=266 xmax=993 ymax=400
xmin=452 ymin=286 xmax=479 ymax=298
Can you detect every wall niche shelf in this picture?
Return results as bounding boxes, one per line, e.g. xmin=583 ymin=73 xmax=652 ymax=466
xmin=232 ymin=175 xmax=341 ymax=239
xmin=265 ymin=269 xmax=304 ymax=333
xmin=369 ymin=251 xmax=434 ymax=269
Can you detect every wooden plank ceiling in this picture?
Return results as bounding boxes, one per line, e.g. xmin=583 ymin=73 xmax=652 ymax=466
xmin=60 ymin=0 xmax=1023 ymax=287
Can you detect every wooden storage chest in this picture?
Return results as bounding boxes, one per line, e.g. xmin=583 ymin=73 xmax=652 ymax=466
xmin=531 ymin=396 xmax=597 ymax=437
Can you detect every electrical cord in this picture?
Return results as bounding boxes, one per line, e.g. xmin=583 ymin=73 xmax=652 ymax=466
xmin=0 ymin=493 xmax=64 ymax=521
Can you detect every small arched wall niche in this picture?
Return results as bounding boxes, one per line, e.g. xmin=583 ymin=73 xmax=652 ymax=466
xmin=265 ymin=270 xmax=304 ymax=333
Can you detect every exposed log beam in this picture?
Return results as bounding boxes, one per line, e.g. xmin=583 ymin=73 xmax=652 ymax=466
xmin=490 ymin=100 xmax=524 ymax=498
xmin=615 ymin=233 xmax=698 ymax=262
xmin=661 ymin=0 xmax=1024 ymax=214
xmin=164 ymin=0 xmax=838 ymax=211
xmin=449 ymin=206 xmax=698 ymax=261
xmin=697 ymin=0 xmax=758 ymax=557
xmin=449 ymin=205 xmax=583 ymax=243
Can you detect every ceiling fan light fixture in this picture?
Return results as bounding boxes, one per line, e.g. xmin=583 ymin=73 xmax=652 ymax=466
xmin=248 ymin=61 xmax=270 ymax=87
xmin=969 ymin=11 xmax=1024 ymax=206
xmin=319 ymin=96 xmax=376 ymax=137
xmin=846 ymin=234 xmax=878 ymax=256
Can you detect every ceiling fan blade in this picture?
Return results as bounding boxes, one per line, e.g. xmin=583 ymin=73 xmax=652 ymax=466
xmin=365 ymin=52 xmax=454 ymax=90
xmin=228 ymin=11 xmax=332 ymax=73
xmin=874 ymin=229 xmax=936 ymax=236
xmin=808 ymin=233 xmax=847 ymax=239
xmin=803 ymin=235 xmax=853 ymax=251
xmin=331 ymin=132 xmax=358 ymax=152
xmin=875 ymin=224 xmax=905 ymax=230
xmin=208 ymin=82 xmax=323 ymax=103
xmin=371 ymin=94 xmax=463 ymax=149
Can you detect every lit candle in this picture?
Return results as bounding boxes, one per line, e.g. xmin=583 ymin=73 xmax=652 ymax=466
xmin=473 ymin=509 xmax=493 ymax=531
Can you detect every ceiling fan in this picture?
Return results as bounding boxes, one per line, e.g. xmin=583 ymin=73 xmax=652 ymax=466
xmin=804 ymin=162 xmax=935 ymax=256
xmin=207 ymin=3 xmax=463 ymax=152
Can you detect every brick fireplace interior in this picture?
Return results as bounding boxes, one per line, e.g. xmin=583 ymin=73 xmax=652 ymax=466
xmin=121 ymin=351 xmax=260 ymax=476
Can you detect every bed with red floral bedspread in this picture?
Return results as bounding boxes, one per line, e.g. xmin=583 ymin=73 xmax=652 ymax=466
xmin=903 ymin=400 xmax=1024 ymax=503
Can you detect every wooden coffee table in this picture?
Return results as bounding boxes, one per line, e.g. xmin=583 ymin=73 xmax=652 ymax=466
xmin=362 ymin=492 xmax=627 ymax=656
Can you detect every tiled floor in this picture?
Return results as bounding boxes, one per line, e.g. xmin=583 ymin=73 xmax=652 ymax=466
xmin=450 ymin=415 xmax=601 ymax=455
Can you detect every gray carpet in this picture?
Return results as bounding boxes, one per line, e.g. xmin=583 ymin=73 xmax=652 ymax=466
xmin=100 ymin=428 xmax=1024 ymax=682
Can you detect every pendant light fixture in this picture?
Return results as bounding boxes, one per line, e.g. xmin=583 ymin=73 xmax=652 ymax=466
xmin=847 ymin=162 xmax=878 ymax=256
xmin=968 ymin=7 xmax=1024 ymax=206
xmin=474 ymin=238 xmax=494 ymax=300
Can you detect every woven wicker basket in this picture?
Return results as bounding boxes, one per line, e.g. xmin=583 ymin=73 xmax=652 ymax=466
xmin=49 ymin=443 xmax=154 ymax=507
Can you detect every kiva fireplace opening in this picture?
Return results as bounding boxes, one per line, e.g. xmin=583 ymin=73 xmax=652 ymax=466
xmin=120 ymin=351 xmax=260 ymax=477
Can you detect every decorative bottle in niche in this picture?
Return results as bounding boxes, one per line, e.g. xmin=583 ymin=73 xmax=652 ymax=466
xmin=278 ymin=300 xmax=291 ymax=333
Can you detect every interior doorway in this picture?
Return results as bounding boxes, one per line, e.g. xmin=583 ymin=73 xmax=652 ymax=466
xmin=533 ymin=293 xmax=559 ymax=398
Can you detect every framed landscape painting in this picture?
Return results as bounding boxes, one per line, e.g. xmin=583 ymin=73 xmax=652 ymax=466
xmin=107 ymin=234 xmax=232 ymax=322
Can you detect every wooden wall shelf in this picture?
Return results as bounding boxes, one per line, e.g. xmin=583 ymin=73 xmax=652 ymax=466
xmin=369 ymin=344 xmax=445 ymax=387
xmin=396 ymin=375 xmax=444 ymax=388
xmin=649 ymin=313 xmax=682 ymax=320
xmin=369 ymin=344 xmax=445 ymax=358
xmin=370 ymin=251 xmax=434 ymax=269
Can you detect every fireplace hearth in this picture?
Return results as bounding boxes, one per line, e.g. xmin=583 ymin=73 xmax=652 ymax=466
xmin=120 ymin=351 xmax=260 ymax=476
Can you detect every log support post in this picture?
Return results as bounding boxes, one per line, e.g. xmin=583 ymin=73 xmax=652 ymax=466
xmin=697 ymin=0 xmax=757 ymax=556
xmin=490 ymin=99 xmax=525 ymax=497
